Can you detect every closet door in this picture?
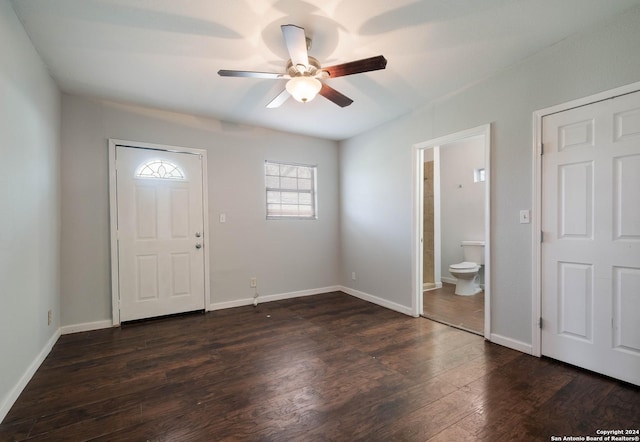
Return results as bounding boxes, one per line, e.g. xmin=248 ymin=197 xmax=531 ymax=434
xmin=541 ymin=90 xmax=640 ymax=385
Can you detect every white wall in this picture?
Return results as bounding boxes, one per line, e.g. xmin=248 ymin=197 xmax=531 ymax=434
xmin=0 ymin=0 xmax=61 ymax=421
xmin=61 ymin=96 xmax=340 ymax=326
xmin=440 ymin=139 xmax=485 ymax=275
xmin=339 ymin=7 xmax=640 ymax=347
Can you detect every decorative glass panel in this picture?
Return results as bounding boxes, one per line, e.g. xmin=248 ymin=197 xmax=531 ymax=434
xmin=136 ymin=160 xmax=185 ymax=180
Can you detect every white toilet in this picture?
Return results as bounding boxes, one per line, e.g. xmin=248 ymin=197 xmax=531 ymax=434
xmin=449 ymin=241 xmax=485 ymax=296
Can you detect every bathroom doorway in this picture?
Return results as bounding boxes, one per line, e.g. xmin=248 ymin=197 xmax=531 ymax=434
xmin=412 ymin=125 xmax=491 ymax=338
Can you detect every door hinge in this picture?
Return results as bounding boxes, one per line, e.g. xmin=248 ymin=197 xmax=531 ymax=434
xmin=540 ymin=231 xmax=543 ymax=243
xmin=539 ymin=317 xmax=543 ymax=329
xmin=540 ymin=143 xmax=544 ymax=155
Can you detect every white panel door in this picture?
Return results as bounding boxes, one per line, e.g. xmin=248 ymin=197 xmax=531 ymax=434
xmin=542 ymin=90 xmax=640 ymax=385
xmin=116 ymin=146 xmax=205 ymax=321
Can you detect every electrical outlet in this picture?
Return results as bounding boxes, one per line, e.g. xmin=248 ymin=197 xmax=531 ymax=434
xmin=351 ymin=272 xmax=356 ymax=281
xmin=47 ymin=310 xmax=52 ymax=326
xmin=250 ymin=277 xmax=257 ymax=288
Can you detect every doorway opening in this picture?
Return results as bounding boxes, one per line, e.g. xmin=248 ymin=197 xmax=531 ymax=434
xmin=413 ymin=125 xmax=491 ymax=338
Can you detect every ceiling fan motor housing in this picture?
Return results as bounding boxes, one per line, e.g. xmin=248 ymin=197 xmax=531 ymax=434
xmin=287 ymin=56 xmax=322 ymax=77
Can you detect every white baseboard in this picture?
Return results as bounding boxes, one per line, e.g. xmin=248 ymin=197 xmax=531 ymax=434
xmin=490 ymin=333 xmax=533 ymax=355
xmin=441 ymin=276 xmax=457 ymax=285
xmin=208 ymin=285 xmax=417 ymax=319
xmin=423 ymin=282 xmax=442 ymax=291
xmin=208 ymin=286 xmax=342 ymax=311
xmin=60 ymin=319 xmax=113 ymax=335
xmin=340 ymin=286 xmax=416 ymax=317
xmin=0 ymin=328 xmax=61 ymax=423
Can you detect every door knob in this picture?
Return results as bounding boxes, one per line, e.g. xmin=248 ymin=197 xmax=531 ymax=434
xmin=195 ymin=243 xmax=202 ymax=249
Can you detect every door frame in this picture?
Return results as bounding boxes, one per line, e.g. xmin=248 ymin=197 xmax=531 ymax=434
xmin=426 ymin=146 xmax=442 ymax=290
xmin=108 ymin=139 xmax=211 ymax=326
xmin=412 ymin=124 xmax=492 ymax=339
xmin=531 ymin=81 xmax=640 ymax=357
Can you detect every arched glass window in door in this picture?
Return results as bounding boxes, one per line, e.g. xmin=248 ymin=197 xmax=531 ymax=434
xmin=136 ymin=160 xmax=185 ymax=179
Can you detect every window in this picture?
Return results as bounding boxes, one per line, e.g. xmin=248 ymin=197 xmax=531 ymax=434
xmin=136 ymin=160 xmax=185 ymax=179
xmin=265 ymin=161 xmax=317 ymax=219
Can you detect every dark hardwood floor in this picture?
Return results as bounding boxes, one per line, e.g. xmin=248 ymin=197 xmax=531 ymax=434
xmin=1 ymin=292 xmax=638 ymax=441
xmin=423 ymin=283 xmax=484 ymax=335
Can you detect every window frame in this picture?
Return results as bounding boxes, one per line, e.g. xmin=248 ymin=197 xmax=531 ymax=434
xmin=474 ymin=167 xmax=486 ymax=183
xmin=264 ymin=160 xmax=318 ymax=220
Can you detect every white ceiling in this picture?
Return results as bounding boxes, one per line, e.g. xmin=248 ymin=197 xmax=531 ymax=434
xmin=11 ymin=0 xmax=640 ymax=140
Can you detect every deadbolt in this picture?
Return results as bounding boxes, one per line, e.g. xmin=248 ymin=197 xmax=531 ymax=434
xmin=195 ymin=232 xmax=201 ymax=238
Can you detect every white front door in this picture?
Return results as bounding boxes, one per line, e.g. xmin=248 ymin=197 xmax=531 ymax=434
xmin=541 ymin=90 xmax=640 ymax=385
xmin=115 ymin=146 xmax=206 ymax=322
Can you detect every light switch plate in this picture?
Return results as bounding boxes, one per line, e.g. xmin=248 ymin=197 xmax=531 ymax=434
xmin=519 ymin=209 xmax=531 ymax=224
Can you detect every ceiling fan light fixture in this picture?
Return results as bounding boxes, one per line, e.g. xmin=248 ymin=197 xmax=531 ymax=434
xmin=286 ymin=75 xmax=322 ymax=103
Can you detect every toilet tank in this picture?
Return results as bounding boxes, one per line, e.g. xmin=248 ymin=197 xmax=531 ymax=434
xmin=462 ymin=241 xmax=485 ymax=264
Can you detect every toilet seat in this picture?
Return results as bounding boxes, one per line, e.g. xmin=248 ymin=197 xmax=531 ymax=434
xmin=449 ymin=261 xmax=479 ymax=272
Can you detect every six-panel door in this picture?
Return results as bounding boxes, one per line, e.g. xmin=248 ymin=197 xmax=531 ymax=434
xmin=116 ymin=146 xmax=205 ymax=322
xmin=541 ymin=90 xmax=640 ymax=385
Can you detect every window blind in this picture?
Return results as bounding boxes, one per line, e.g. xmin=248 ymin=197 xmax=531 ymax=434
xmin=265 ymin=161 xmax=317 ymax=219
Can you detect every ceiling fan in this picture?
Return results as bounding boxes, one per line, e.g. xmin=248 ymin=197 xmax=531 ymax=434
xmin=218 ymin=24 xmax=387 ymax=108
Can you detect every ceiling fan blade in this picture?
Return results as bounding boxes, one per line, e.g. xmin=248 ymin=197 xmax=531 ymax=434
xmin=218 ymin=70 xmax=289 ymax=80
xmin=266 ymin=89 xmax=291 ymax=108
xmin=319 ymin=83 xmax=353 ymax=107
xmin=323 ymin=55 xmax=387 ymax=78
xmin=281 ymin=24 xmax=309 ymax=68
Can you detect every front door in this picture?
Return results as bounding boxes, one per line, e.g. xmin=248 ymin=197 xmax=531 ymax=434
xmin=541 ymin=90 xmax=640 ymax=385
xmin=115 ymin=145 xmax=206 ymax=322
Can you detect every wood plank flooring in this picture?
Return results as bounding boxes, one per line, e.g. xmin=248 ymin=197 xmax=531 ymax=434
xmin=423 ymin=283 xmax=484 ymax=334
xmin=2 ymin=292 xmax=638 ymax=441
